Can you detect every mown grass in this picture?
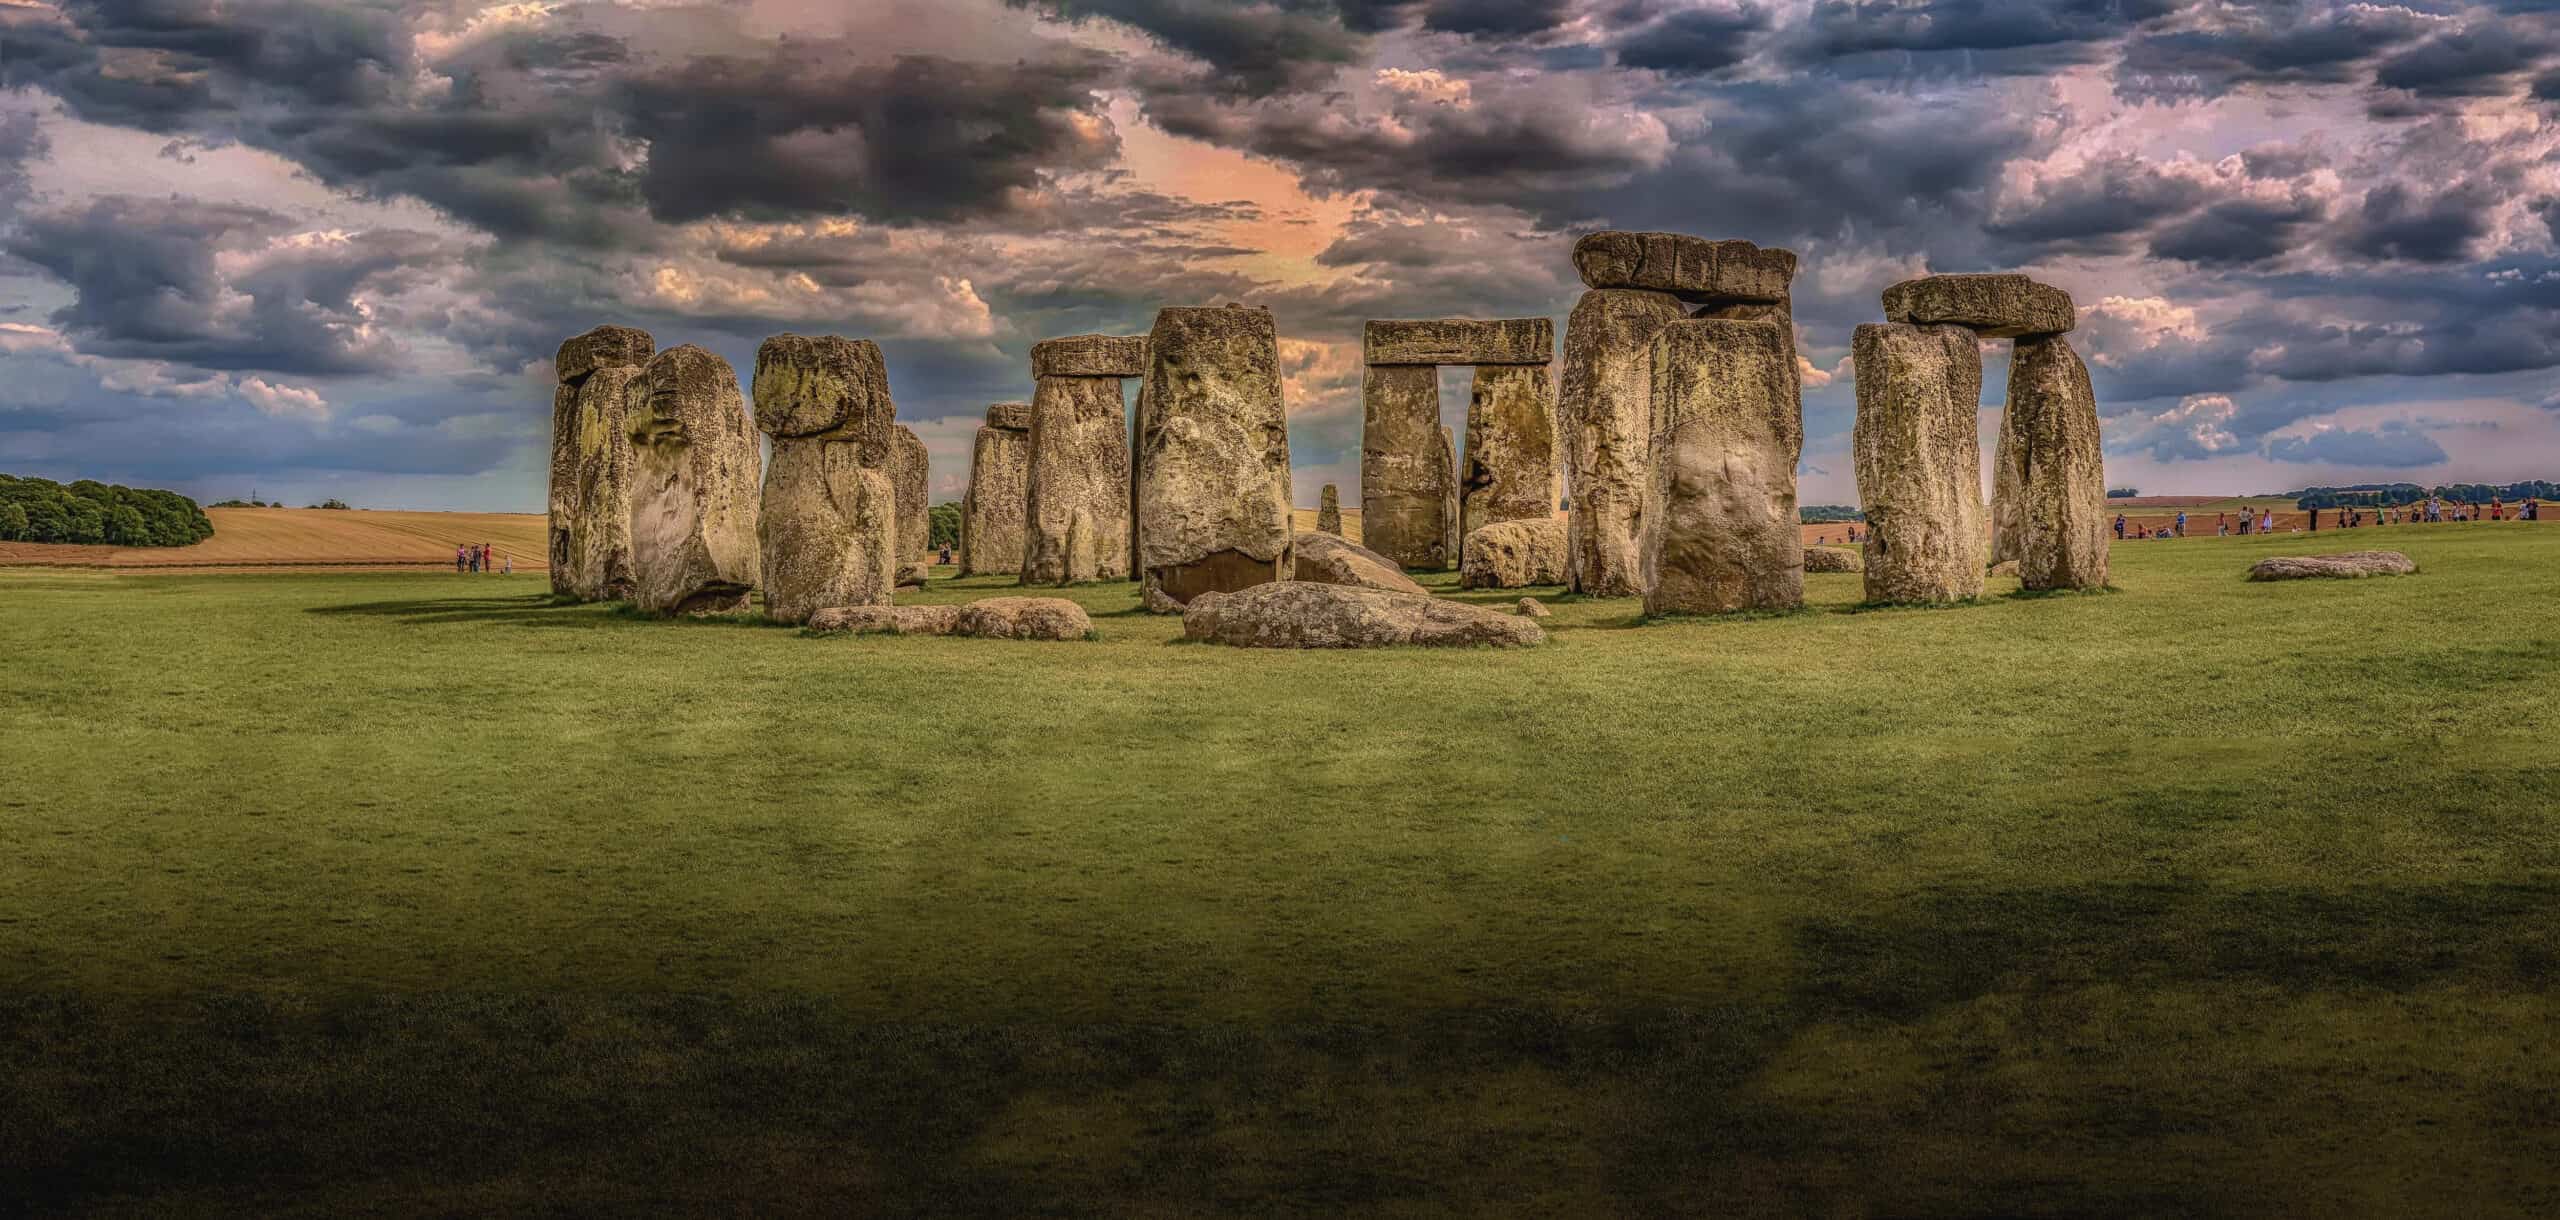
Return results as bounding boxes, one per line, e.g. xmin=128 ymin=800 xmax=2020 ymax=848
xmin=3 ymin=523 xmax=2557 ymax=1215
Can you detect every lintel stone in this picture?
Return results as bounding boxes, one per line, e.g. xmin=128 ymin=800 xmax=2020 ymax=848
xmin=1363 ymin=318 xmax=1553 ymax=367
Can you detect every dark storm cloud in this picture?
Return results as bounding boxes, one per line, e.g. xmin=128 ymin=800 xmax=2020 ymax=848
xmin=2147 ymin=195 xmax=2329 ymax=266
xmin=1002 ymin=0 xmax=1372 ymax=94
xmin=1985 ymin=154 xmax=2212 ymax=252
xmin=2338 ymin=180 xmax=2500 ymax=263
xmin=0 ymin=0 xmax=411 ymax=130
xmin=1612 ymin=4 xmax=1771 ymax=75
xmin=6 ymin=196 xmax=445 ymax=374
xmin=2263 ymin=419 xmax=2450 ymax=466
xmin=1801 ymin=0 xmax=2184 ymax=63
xmin=1420 ymin=0 xmax=1574 ymax=38
xmin=2116 ymin=3 xmax=2439 ymax=100
xmin=2372 ymin=25 xmax=2552 ymax=97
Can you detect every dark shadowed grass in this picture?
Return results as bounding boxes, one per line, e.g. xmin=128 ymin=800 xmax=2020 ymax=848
xmin=2 ymin=524 xmax=2557 ymax=1215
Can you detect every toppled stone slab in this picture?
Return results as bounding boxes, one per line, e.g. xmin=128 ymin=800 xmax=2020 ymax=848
xmin=2247 ymin=551 xmax=2418 ymax=581
xmin=2002 ymin=335 xmax=2110 ymax=591
xmin=1317 ymin=483 xmax=1342 ymax=536
xmin=1572 ymin=232 xmax=1795 ymax=303
xmin=961 ymin=403 xmax=1031 ymax=577
xmin=1137 ymin=304 xmax=1293 ymax=606
xmin=1516 ymin=597 xmax=1550 ymax=618
xmin=1560 ymin=288 xmax=1688 ymax=598
xmin=629 ymin=344 xmax=763 ymax=615
xmin=1182 ymin=582 xmax=1544 ymax=649
xmin=1360 ymin=363 xmax=1448 ymax=570
xmin=1294 ymin=530 xmax=1428 ymax=595
xmin=1031 ymin=334 xmax=1148 ymax=379
xmin=808 ymin=596 xmax=1091 ymax=640
xmin=556 ymin=325 xmax=654 ymax=386
xmin=1853 ymin=322 xmax=1986 ymax=604
xmin=1363 ymin=318 xmax=1553 ymax=367
xmin=1883 ymin=274 xmax=2075 ymax=339
xmin=752 ymin=333 xmax=893 ymax=440
xmin=1803 ymin=547 xmax=1862 ymax=573
xmin=1460 ymin=517 xmax=1568 ymax=589
xmin=1641 ymin=317 xmax=1802 ymax=615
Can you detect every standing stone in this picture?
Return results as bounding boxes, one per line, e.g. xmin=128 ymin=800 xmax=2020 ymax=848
xmin=1136 ymin=304 xmax=1293 ymax=606
xmin=961 ymin=402 xmax=1032 ymax=577
xmin=1439 ymin=426 xmax=1460 ymax=571
xmin=1023 ymin=374 xmax=1132 ymax=584
xmin=630 ymin=344 xmax=763 ymax=615
xmin=1317 ymin=483 xmax=1342 ymax=535
xmin=549 ymin=324 xmax=653 ymax=601
xmin=2003 ymin=335 xmax=2110 ymax=591
xmin=1559 ymin=289 xmax=1686 ymax=596
xmin=1852 ymin=323 xmax=1986 ymax=604
xmin=1359 ymin=363 xmax=1447 ymax=569
xmin=889 ymin=424 xmax=930 ymax=586
xmin=1988 ymin=403 xmax=2024 ymax=569
xmin=1460 ymin=364 xmax=1556 ymax=559
xmin=1641 ymin=318 xmax=1802 ymax=616
xmin=749 ymin=335 xmax=894 ymax=623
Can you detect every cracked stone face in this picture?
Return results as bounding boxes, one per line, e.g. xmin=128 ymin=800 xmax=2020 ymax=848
xmin=627 ymin=345 xmax=762 ymax=615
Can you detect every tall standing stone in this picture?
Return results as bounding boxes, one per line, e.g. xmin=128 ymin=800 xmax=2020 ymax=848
xmin=1439 ymin=426 xmax=1460 ymax=570
xmin=630 ymin=344 xmax=763 ymax=615
xmin=1022 ymin=373 xmax=1132 ymax=584
xmin=2003 ymin=335 xmax=2110 ymax=591
xmin=1988 ymin=405 xmax=2023 ymax=569
xmin=1317 ymin=483 xmax=1342 ymax=535
xmin=748 ymin=334 xmax=892 ymax=624
xmin=889 ymin=424 xmax=930 ymax=586
xmin=1136 ymin=304 xmax=1293 ymax=607
xmin=961 ymin=402 xmax=1032 ymax=577
xmin=549 ymin=324 xmax=653 ymax=601
xmin=1359 ymin=363 xmax=1447 ymax=569
xmin=1852 ymin=323 xmax=1985 ymax=604
xmin=1641 ymin=318 xmax=1802 ymax=616
xmin=1559 ymin=289 xmax=1685 ymax=596
xmin=1460 ymin=364 xmax=1556 ymax=558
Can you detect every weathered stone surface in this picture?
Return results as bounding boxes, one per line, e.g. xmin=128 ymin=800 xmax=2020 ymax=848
xmin=555 ymin=324 xmax=653 ymax=386
xmin=1141 ymin=582 xmax=1185 ymax=615
xmin=2248 ymin=551 xmax=2417 ymax=581
xmin=760 ymin=438 xmax=893 ymax=624
xmin=961 ymin=404 xmax=1031 ymax=577
xmin=1572 ymin=232 xmax=1795 ymax=303
xmin=1641 ymin=318 xmax=1803 ymax=615
xmin=1439 ymin=426 xmax=1461 ymax=570
xmin=889 ymin=424 xmax=930 ymax=586
xmin=1988 ymin=402 xmax=2023 ymax=569
xmin=1136 ymin=305 xmax=1293 ymax=606
xmin=1030 ymin=334 xmax=1148 ymax=379
xmin=1853 ymin=323 xmax=1986 ymax=604
xmin=1293 ymin=530 xmax=1428 ymax=595
xmin=807 ymin=597 xmax=1090 ymax=639
xmin=628 ymin=345 xmax=762 ymax=615
xmin=1987 ymin=559 xmax=2020 ymax=578
xmin=1181 ymin=582 xmax=1544 ymax=649
xmin=1883 ymin=274 xmax=2075 ymax=339
xmin=1459 ymin=517 xmax=1568 ymax=589
xmin=1803 ymin=547 xmax=1862 ymax=573
xmin=1363 ymin=318 xmax=1552 ymax=367
xmin=1359 ymin=363 xmax=1447 ymax=570
xmin=2001 ymin=335 xmax=2110 ymax=591
xmin=752 ymin=334 xmax=892 ymax=439
xmin=1024 ymin=375 xmax=1132 ymax=584
xmin=1560 ymin=288 xmax=1687 ymax=597
xmin=1516 ymin=597 xmax=1550 ymax=618
xmin=1317 ymin=484 xmax=1342 ymax=535
xmin=550 ymin=325 xmax=653 ymax=601
xmin=1460 ymin=364 xmax=1557 ymax=557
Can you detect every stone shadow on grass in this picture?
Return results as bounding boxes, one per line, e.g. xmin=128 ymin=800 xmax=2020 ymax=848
xmin=303 ymin=594 xmax=612 ymax=628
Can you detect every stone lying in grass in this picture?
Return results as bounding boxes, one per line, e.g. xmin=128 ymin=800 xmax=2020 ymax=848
xmin=1516 ymin=597 xmax=1551 ymax=618
xmin=1182 ymin=582 xmax=1544 ymax=649
xmin=1292 ymin=530 xmax=1428 ymax=595
xmin=1802 ymin=546 xmax=1862 ymax=573
xmin=808 ymin=596 xmax=1091 ymax=640
xmin=1459 ymin=518 xmax=1568 ymax=589
xmin=2248 ymin=551 xmax=2418 ymax=581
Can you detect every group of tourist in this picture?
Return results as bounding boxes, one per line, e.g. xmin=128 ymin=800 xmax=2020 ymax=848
xmin=2105 ymin=498 xmax=2544 ymax=542
xmin=454 ymin=542 xmax=509 ymax=575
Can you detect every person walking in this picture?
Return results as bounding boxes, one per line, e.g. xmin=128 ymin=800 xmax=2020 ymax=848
xmin=2308 ymin=508 xmax=2318 ymax=532
xmin=2113 ymin=513 xmax=2126 ymax=540
xmin=2175 ymin=511 xmax=2187 ymax=537
xmin=2259 ymin=509 xmax=2274 ymax=534
xmin=456 ymin=544 xmax=468 ymax=574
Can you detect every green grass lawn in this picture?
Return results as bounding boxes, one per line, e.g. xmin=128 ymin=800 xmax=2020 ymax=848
xmin=4 ymin=524 xmax=2557 ymax=1216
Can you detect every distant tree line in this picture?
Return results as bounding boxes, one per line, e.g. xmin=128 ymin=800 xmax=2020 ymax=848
xmin=0 ymin=475 xmax=215 ymax=547
xmin=2291 ymin=482 xmax=2560 ymax=509
xmin=2106 ymin=487 xmax=2141 ymax=498
xmin=1800 ymin=505 xmax=1864 ymax=523
xmin=929 ymin=502 xmax=962 ymax=550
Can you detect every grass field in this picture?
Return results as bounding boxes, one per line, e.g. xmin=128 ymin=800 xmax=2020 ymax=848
xmin=0 ymin=507 xmax=549 ymax=569
xmin=5 ymin=524 xmax=2557 ymax=1215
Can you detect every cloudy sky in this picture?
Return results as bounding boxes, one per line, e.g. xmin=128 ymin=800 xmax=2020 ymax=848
xmin=1 ymin=0 xmax=2555 ymax=511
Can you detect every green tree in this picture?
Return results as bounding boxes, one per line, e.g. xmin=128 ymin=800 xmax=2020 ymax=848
xmin=928 ymin=502 xmax=962 ymax=552
xmin=0 ymin=502 xmax=24 ymax=541
xmin=105 ymin=505 xmax=149 ymax=545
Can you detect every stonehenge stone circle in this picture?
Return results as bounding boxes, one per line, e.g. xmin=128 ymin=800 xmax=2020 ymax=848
xmin=1883 ymin=274 xmax=2075 ymax=339
xmin=889 ymin=424 xmax=930 ymax=586
xmin=1573 ymin=232 xmax=1796 ymax=302
xmin=1023 ymin=367 xmax=1132 ymax=584
xmin=629 ymin=344 xmax=764 ymax=615
xmin=1852 ymin=322 xmax=1986 ymax=604
xmin=1317 ymin=483 xmax=1342 ymax=535
xmin=2247 ymin=551 xmax=2417 ymax=581
xmin=1181 ymin=582 xmax=1545 ymax=649
xmin=961 ymin=402 xmax=1032 ymax=576
xmin=549 ymin=324 xmax=652 ymax=601
xmin=1460 ymin=363 xmax=1557 ymax=555
xmin=1363 ymin=318 xmax=1552 ymax=367
xmin=1136 ymin=304 xmax=1294 ymax=607
xmin=1642 ymin=318 xmax=1803 ymax=616
xmin=1459 ymin=517 xmax=1568 ymax=589
xmin=2002 ymin=334 xmax=2110 ymax=591
xmin=1560 ymin=288 xmax=1687 ymax=596
xmin=1359 ymin=362 xmax=1448 ymax=569
xmin=1293 ymin=530 xmax=1428 ymax=595
xmin=749 ymin=335 xmax=894 ymax=623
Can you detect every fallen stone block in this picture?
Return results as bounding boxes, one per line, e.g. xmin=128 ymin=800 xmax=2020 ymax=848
xmin=1294 ymin=530 xmax=1428 ymax=595
xmin=2248 ymin=551 xmax=2417 ymax=581
xmin=1182 ymin=582 xmax=1544 ymax=649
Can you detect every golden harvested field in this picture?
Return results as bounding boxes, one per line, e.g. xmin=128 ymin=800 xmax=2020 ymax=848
xmin=0 ymin=508 xmax=548 ymax=571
